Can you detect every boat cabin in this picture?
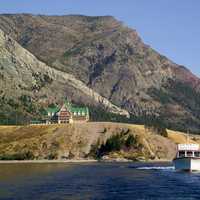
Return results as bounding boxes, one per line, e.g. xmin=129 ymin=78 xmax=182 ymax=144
xmin=176 ymin=144 xmax=200 ymax=158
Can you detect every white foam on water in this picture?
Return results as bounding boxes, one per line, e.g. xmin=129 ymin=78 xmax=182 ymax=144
xmin=136 ymin=166 xmax=175 ymax=170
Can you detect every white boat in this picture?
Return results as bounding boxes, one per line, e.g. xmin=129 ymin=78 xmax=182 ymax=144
xmin=173 ymin=143 xmax=200 ymax=172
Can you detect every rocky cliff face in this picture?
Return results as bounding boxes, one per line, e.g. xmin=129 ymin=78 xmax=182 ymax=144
xmin=0 ymin=28 xmax=129 ymax=121
xmin=0 ymin=14 xmax=200 ymax=132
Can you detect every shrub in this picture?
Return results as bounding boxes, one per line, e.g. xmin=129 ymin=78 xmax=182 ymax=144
xmin=46 ymin=152 xmax=58 ymax=160
xmin=90 ymin=133 xmax=139 ymax=158
xmin=125 ymin=135 xmax=137 ymax=148
xmin=0 ymin=151 xmax=34 ymax=160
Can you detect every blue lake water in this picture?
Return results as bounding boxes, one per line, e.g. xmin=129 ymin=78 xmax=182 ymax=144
xmin=0 ymin=162 xmax=200 ymax=200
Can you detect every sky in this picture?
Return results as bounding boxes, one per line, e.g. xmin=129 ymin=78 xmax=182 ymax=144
xmin=0 ymin=0 xmax=200 ymax=76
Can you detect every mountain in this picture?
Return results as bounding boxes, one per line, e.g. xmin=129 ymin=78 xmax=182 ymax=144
xmin=0 ymin=28 xmax=129 ymax=123
xmin=0 ymin=14 xmax=200 ymax=132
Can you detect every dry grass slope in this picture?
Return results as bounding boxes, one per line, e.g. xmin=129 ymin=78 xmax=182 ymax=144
xmin=0 ymin=122 xmax=199 ymax=161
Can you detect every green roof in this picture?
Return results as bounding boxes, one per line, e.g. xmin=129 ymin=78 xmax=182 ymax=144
xmin=71 ymin=107 xmax=86 ymax=112
xmin=64 ymin=100 xmax=89 ymax=114
xmin=70 ymin=107 xmax=89 ymax=115
xmin=45 ymin=101 xmax=89 ymax=116
xmin=46 ymin=106 xmax=60 ymax=113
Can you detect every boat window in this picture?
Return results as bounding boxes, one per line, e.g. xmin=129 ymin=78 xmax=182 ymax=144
xmin=179 ymin=151 xmax=185 ymax=157
xmin=187 ymin=151 xmax=193 ymax=157
xmin=194 ymin=152 xmax=200 ymax=157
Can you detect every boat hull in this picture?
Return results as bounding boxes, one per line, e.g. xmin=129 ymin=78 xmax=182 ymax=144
xmin=173 ymin=157 xmax=200 ymax=171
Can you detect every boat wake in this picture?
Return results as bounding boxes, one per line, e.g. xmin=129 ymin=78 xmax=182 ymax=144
xmin=136 ymin=166 xmax=174 ymax=171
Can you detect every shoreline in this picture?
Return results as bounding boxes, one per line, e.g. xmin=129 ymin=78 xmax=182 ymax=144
xmin=0 ymin=159 xmax=172 ymax=164
xmin=0 ymin=159 xmax=97 ymax=164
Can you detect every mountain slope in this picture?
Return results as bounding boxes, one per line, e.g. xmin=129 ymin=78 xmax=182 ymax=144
xmin=0 ymin=14 xmax=200 ymax=132
xmin=0 ymin=28 xmax=129 ymax=123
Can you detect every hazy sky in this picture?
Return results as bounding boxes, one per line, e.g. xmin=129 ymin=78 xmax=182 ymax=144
xmin=0 ymin=0 xmax=200 ymax=76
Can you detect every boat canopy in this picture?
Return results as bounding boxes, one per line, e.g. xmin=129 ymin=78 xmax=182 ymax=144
xmin=178 ymin=144 xmax=199 ymax=151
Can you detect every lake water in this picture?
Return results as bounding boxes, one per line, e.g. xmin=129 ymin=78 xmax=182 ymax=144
xmin=0 ymin=162 xmax=200 ymax=200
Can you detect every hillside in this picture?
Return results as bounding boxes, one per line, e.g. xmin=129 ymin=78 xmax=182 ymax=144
xmin=0 ymin=28 xmax=129 ymax=124
xmin=0 ymin=14 xmax=200 ymax=132
xmin=0 ymin=122 xmax=199 ymax=161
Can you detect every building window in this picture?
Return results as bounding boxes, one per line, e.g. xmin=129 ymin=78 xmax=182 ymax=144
xmin=78 ymin=112 xmax=81 ymax=116
xmin=74 ymin=112 xmax=77 ymax=116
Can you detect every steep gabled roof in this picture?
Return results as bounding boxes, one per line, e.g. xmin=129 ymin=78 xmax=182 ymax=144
xmin=45 ymin=101 xmax=89 ymax=116
xmin=64 ymin=101 xmax=72 ymax=109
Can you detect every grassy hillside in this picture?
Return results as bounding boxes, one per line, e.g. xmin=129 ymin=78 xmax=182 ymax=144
xmin=0 ymin=122 xmax=198 ymax=161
